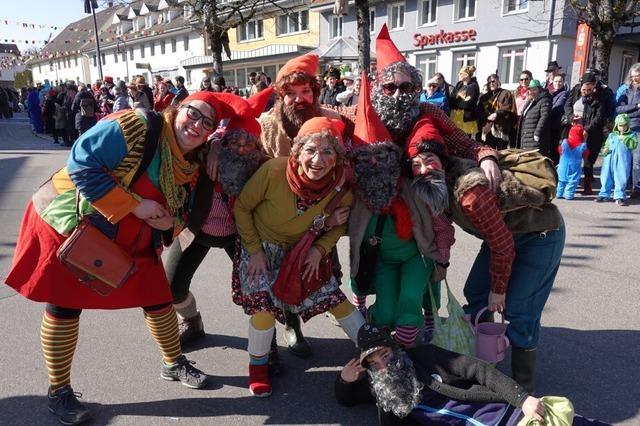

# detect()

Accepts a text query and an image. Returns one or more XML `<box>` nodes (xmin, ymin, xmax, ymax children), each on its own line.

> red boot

<box><xmin>249</xmin><ymin>364</ymin><xmax>272</xmax><ymax>398</ymax></box>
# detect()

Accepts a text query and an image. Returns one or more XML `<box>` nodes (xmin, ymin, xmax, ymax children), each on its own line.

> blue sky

<box><xmin>0</xmin><ymin>0</ymin><xmax>111</xmax><ymax>53</ymax></box>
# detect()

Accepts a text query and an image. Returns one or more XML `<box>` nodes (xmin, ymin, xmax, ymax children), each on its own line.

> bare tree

<box><xmin>569</xmin><ymin>0</ymin><xmax>640</xmax><ymax>83</ymax></box>
<box><xmin>354</xmin><ymin>0</ymin><xmax>371</xmax><ymax>73</ymax></box>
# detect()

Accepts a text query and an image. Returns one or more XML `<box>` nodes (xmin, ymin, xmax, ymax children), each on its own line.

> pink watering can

<box><xmin>471</xmin><ymin>307</ymin><xmax>510</xmax><ymax>363</ymax></box>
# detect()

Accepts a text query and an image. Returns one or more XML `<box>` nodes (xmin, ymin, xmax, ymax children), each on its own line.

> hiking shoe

<box><xmin>616</xmin><ymin>199</ymin><xmax>628</xmax><ymax>207</ymax></box>
<box><xmin>161</xmin><ymin>355</ymin><xmax>208</xmax><ymax>389</ymax></box>
<box><xmin>178</xmin><ymin>312</ymin><xmax>205</xmax><ymax>347</ymax></box>
<box><xmin>47</xmin><ymin>385</ymin><xmax>92</xmax><ymax>426</ymax></box>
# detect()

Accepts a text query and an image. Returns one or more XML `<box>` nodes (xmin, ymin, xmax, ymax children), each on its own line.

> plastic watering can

<box><xmin>471</xmin><ymin>307</ymin><xmax>510</xmax><ymax>363</ymax></box>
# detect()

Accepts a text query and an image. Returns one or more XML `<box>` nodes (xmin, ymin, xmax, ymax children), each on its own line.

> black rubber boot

<box><xmin>268</xmin><ymin>334</ymin><xmax>283</xmax><ymax>376</ymax></box>
<box><xmin>283</xmin><ymin>311</ymin><xmax>312</xmax><ymax>358</ymax></box>
<box><xmin>511</xmin><ymin>347</ymin><xmax>537</xmax><ymax>393</ymax></box>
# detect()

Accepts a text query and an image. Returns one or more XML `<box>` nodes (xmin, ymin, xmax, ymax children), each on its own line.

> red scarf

<box><xmin>381</xmin><ymin>196</ymin><xmax>413</xmax><ymax>240</ymax></box>
<box><xmin>286</xmin><ymin>157</ymin><xmax>345</xmax><ymax>202</ymax></box>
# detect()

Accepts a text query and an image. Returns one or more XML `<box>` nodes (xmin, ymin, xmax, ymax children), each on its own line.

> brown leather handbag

<box><xmin>56</xmin><ymin>191</ymin><xmax>138</xmax><ymax>296</ymax></box>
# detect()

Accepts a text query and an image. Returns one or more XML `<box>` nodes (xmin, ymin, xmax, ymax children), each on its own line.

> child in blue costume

<box><xmin>556</xmin><ymin>124</ymin><xmax>589</xmax><ymax>200</ymax></box>
<box><xmin>597</xmin><ymin>114</ymin><xmax>638</xmax><ymax>206</ymax></box>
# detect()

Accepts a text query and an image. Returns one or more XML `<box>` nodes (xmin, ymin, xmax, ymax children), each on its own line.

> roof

<box><xmin>309</xmin><ymin>36</ymin><xmax>375</xmax><ymax>61</ymax></box>
<box><xmin>0</xmin><ymin>43</ymin><xmax>20</xmax><ymax>56</ymax></box>
<box><xmin>181</xmin><ymin>44</ymin><xmax>315</xmax><ymax>68</ymax></box>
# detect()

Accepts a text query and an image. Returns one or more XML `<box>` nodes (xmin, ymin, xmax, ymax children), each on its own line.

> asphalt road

<box><xmin>0</xmin><ymin>114</ymin><xmax>638</xmax><ymax>425</ymax></box>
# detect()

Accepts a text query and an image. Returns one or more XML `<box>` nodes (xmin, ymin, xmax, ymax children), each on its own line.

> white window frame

<box><xmin>620</xmin><ymin>51</ymin><xmax>635</xmax><ymax>85</ymax></box>
<box><xmin>417</xmin><ymin>0</ymin><xmax>437</xmax><ymax>27</ymax></box>
<box><xmin>183</xmin><ymin>4</ymin><xmax>193</xmax><ymax>19</ymax></box>
<box><xmin>329</xmin><ymin>15</ymin><xmax>343</xmax><ymax>39</ymax></box>
<box><xmin>277</xmin><ymin>10</ymin><xmax>310</xmax><ymax>36</ymax></box>
<box><xmin>369</xmin><ymin>7</ymin><xmax>376</xmax><ymax>34</ymax></box>
<box><xmin>454</xmin><ymin>0</ymin><xmax>476</xmax><ymax>22</ymax></box>
<box><xmin>237</xmin><ymin>19</ymin><xmax>264</xmax><ymax>42</ymax></box>
<box><xmin>145</xmin><ymin>15</ymin><xmax>153</xmax><ymax>29</ymax></box>
<box><xmin>387</xmin><ymin>2</ymin><xmax>406</xmax><ymax>31</ymax></box>
<box><xmin>452</xmin><ymin>50</ymin><xmax>477</xmax><ymax>77</ymax></box>
<box><xmin>498</xmin><ymin>46</ymin><xmax>526</xmax><ymax>85</ymax></box>
<box><xmin>502</xmin><ymin>0</ymin><xmax>528</xmax><ymax>15</ymax></box>
<box><xmin>416</xmin><ymin>53</ymin><xmax>438</xmax><ymax>83</ymax></box>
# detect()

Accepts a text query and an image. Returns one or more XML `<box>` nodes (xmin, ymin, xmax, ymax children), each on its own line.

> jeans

<box><xmin>463</xmin><ymin>220</ymin><xmax>565</xmax><ymax>348</ymax></box>
<box><xmin>632</xmin><ymin>132</ymin><xmax>640</xmax><ymax>192</ymax></box>
<box><xmin>164</xmin><ymin>232</ymin><xmax>236</xmax><ymax>304</ymax></box>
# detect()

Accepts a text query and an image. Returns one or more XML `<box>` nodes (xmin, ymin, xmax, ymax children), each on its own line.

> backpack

<box><xmin>498</xmin><ymin>149</ymin><xmax>558</xmax><ymax>202</ymax></box>
<box><xmin>80</xmin><ymin>97</ymin><xmax>94</xmax><ymax>117</ymax></box>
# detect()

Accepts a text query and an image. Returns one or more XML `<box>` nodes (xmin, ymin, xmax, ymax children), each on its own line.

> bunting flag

<box><xmin>1</xmin><ymin>18</ymin><xmax>60</xmax><ymax>30</ymax></box>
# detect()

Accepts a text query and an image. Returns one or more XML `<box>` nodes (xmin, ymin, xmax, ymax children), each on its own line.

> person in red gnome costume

<box><xmin>166</xmin><ymin>88</ymin><xmax>273</xmax><ymax>349</ymax></box>
<box><xmin>335</xmin><ymin>25</ymin><xmax>502</xmax><ymax>191</ymax></box>
<box><xmin>348</xmin><ymin>72</ymin><xmax>454</xmax><ymax>348</ymax></box>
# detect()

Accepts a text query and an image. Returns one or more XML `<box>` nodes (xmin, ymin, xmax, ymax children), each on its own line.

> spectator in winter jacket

<box><xmin>557</xmin><ymin>124</ymin><xmax>589</xmax><ymax>200</ymax></box>
<box><xmin>433</xmin><ymin>72</ymin><xmax>454</xmax><ymax>109</ymax></box>
<box><xmin>564</xmin><ymin>72</ymin><xmax>607</xmax><ymax>195</ymax></box>
<box><xmin>128</xmin><ymin>82</ymin><xmax>152</xmax><ymax>110</ymax></box>
<box><xmin>172</xmin><ymin>76</ymin><xmax>189</xmax><ymax>106</ymax></box>
<box><xmin>135</xmin><ymin>76</ymin><xmax>154</xmax><ymax>110</ymax></box>
<box><xmin>42</xmin><ymin>89</ymin><xmax>58</xmax><ymax>137</ymax></box>
<box><xmin>71</xmin><ymin>84</ymin><xmax>98</xmax><ymax>135</ymax></box>
<box><xmin>450</xmin><ymin>65</ymin><xmax>479</xmax><ymax>137</ymax></box>
<box><xmin>112</xmin><ymin>86</ymin><xmax>130</xmax><ymax>112</ymax></box>
<box><xmin>154</xmin><ymin>80</ymin><xmax>175</xmax><ymax>112</ymax></box>
<box><xmin>63</xmin><ymin>84</ymin><xmax>78</xmax><ymax>144</ymax></box>
<box><xmin>615</xmin><ymin>62</ymin><xmax>640</xmax><ymax>197</ymax></box>
<box><xmin>476</xmin><ymin>74</ymin><xmax>516</xmax><ymax>150</ymax></box>
<box><xmin>549</xmin><ymin>74</ymin><xmax>569</xmax><ymax>164</ymax></box>
<box><xmin>97</xmin><ymin>85</ymin><xmax>114</xmax><ymax>118</ymax></box>
<box><xmin>419</xmin><ymin>76</ymin><xmax>449</xmax><ymax>114</ymax></box>
<box><xmin>516</xmin><ymin>79</ymin><xmax>551</xmax><ymax>156</ymax></box>
<box><xmin>597</xmin><ymin>113</ymin><xmax>638</xmax><ymax>205</ymax></box>
<box><xmin>319</xmin><ymin>75</ymin><xmax>344</xmax><ymax>106</ymax></box>
<box><xmin>336</xmin><ymin>74</ymin><xmax>359</xmax><ymax>106</ymax></box>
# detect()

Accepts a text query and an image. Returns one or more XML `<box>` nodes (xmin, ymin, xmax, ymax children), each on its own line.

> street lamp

<box><xmin>117</xmin><ymin>38</ymin><xmax>130</xmax><ymax>82</ymax></box>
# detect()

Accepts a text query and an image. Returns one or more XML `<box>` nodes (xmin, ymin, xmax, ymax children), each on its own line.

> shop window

<box><xmin>388</xmin><ymin>2</ymin><xmax>405</xmax><ymax>30</ymax></box>
<box><xmin>370</xmin><ymin>8</ymin><xmax>376</xmax><ymax>33</ymax></box>
<box><xmin>277</xmin><ymin>10</ymin><xmax>309</xmax><ymax>35</ymax></box>
<box><xmin>498</xmin><ymin>46</ymin><xmax>525</xmax><ymax>84</ymax></box>
<box><xmin>503</xmin><ymin>0</ymin><xmax>528</xmax><ymax>14</ymax></box>
<box><xmin>417</xmin><ymin>54</ymin><xmax>437</xmax><ymax>82</ymax></box>
<box><xmin>452</xmin><ymin>51</ymin><xmax>476</xmax><ymax>76</ymax></box>
<box><xmin>455</xmin><ymin>0</ymin><xmax>475</xmax><ymax>21</ymax></box>
<box><xmin>330</xmin><ymin>16</ymin><xmax>343</xmax><ymax>39</ymax></box>
<box><xmin>418</xmin><ymin>0</ymin><xmax>437</xmax><ymax>26</ymax></box>
<box><xmin>237</xmin><ymin>69</ymin><xmax>247</xmax><ymax>89</ymax></box>
<box><xmin>264</xmin><ymin>65</ymin><xmax>277</xmax><ymax>82</ymax></box>
<box><xmin>223</xmin><ymin>70</ymin><xmax>235</xmax><ymax>87</ymax></box>
<box><xmin>238</xmin><ymin>19</ymin><xmax>264</xmax><ymax>42</ymax></box>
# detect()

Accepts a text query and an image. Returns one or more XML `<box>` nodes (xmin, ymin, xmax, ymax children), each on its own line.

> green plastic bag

<box><xmin>517</xmin><ymin>396</ymin><xmax>574</xmax><ymax>426</ymax></box>
<box><xmin>428</xmin><ymin>278</ymin><xmax>475</xmax><ymax>357</ymax></box>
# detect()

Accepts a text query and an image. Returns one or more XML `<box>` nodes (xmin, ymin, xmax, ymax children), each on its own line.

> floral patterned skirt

<box><xmin>231</xmin><ymin>241</ymin><xmax>346</xmax><ymax>324</ymax></box>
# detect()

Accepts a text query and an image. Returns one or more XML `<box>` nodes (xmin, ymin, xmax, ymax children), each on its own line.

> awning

<box><xmin>308</xmin><ymin>36</ymin><xmax>376</xmax><ymax>61</ymax></box>
<box><xmin>181</xmin><ymin>44</ymin><xmax>315</xmax><ymax>68</ymax></box>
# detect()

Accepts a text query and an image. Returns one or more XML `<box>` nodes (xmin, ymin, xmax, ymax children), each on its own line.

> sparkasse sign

<box><xmin>413</xmin><ymin>29</ymin><xmax>477</xmax><ymax>48</ymax></box>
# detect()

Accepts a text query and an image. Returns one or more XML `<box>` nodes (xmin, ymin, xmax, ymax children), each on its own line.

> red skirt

<box><xmin>4</xmin><ymin>175</ymin><xmax>173</xmax><ymax>309</ymax></box>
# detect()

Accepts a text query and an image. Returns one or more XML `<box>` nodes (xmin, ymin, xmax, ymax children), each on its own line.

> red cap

<box><xmin>353</xmin><ymin>71</ymin><xmax>392</xmax><ymax>147</ymax></box>
<box><xmin>104</xmin><ymin>75</ymin><xmax>113</xmax><ymax>83</ymax></box>
<box><xmin>226</xmin><ymin>87</ymin><xmax>274</xmax><ymax>138</ymax></box>
<box><xmin>406</xmin><ymin>116</ymin><xmax>446</xmax><ymax>159</ymax></box>
<box><xmin>297</xmin><ymin>116</ymin><xmax>345</xmax><ymax>144</ymax></box>
<box><xmin>180</xmin><ymin>92</ymin><xmax>250</xmax><ymax>122</ymax></box>
<box><xmin>276</xmin><ymin>54</ymin><xmax>319</xmax><ymax>83</ymax></box>
<box><xmin>376</xmin><ymin>24</ymin><xmax>405</xmax><ymax>72</ymax></box>
<box><xmin>567</xmin><ymin>124</ymin><xmax>584</xmax><ymax>148</ymax></box>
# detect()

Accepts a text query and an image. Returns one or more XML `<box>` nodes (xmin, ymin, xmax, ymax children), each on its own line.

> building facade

<box><xmin>0</xmin><ymin>44</ymin><xmax>25</xmax><ymax>87</ymax></box>
<box><xmin>312</xmin><ymin>0</ymin><xmax>640</xmax><ymax>90</ymax></box>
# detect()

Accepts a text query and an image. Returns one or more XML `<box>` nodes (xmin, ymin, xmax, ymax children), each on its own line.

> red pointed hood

<box><xmin>353</xmin><ymin>71</ymin><xmax>392</xmax><ymax>147</ymax></box>
<box><xmin>376</xmin><ymin>24</ymin><xmax>405</xmax><ymax>71</ymax></box>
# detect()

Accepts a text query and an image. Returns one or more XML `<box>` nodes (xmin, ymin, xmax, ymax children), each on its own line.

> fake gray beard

<box><xmin>353</xmin><ymin>148</ymin><xmax>401</xmax><ymax>213</ymax></box>
<box><xmin>372</xmin><ymin>89</ymin><xmax>421</xmax><ymax>143</ymax></box>
<box><xmin>368</xmin><ymin>349</ymin><xmax>424</xmax><ymax>419</ymax></box>
<box><xmin>411</xmin><ymin>169</ymin><xmax>450</xmax><ymax>216</ymax></box>
<box><xmin>217</xmin><ymin>147</ymin><xmax>261</xmax><ymax>197</ymax></box>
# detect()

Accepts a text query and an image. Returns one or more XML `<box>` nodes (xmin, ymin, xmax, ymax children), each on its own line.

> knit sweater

<box><xmin>234</xmin><ymin>157</ymin><xmax>353</xmax><ymax>255</ymax></box>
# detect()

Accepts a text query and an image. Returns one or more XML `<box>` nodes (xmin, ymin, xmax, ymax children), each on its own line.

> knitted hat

<box><xmin>226</xmin><ymin>87</ymin><xmax>274</xmax><ymax>138</ymax></box>
<box><xmin>353</xmin><ymin>71</ymin><xmax>392</xmax><ymax>147</ymax></box>
<box><xmin>357</xmin><ymin>324</ymin><xmax>396</xmax><ymax>367</ymax></box>
<box><xmin>276</xmin><ymin>53</ymin><xmax>319</xmax><ymax>83</ymax></box>
<box><xmin>104</xmin><ymin>75</ymin><xmax>114</xmax><ymax>83</ymax></box>
<box><xmin>615</xmin><ymin>113</ymin><xmax>630</xmax><ymax>128</ymax></box>
<box><xmin>528</xmin><ymin>79</ymin><xmax>543</xmax><ymax>89</ymax></box>
<box><xmin>180</xmin><ymin>92</ymin><xmax>250</xmax><ymax>123</ymax></box>
<box><xmin>567</xmin><ymin>124</ymin><xmax>584</xmax><ymax>147</ymax></box>
<box><xmin>297</xmin><ymin>116</ymin><xmax>345</xmax><ymax>143</ymax></box>
<box><xmin>376</xmin><ymin>24</ymin><xmax>405</xmax><ymax>72</ymax></box>
<box><xmin>406</xmin><ymin>116</ymin><xmax>447</xmax><ymax>159</ymax></box>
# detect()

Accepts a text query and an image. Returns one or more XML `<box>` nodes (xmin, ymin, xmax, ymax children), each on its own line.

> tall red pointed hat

<box><xmin>353</xmin><ymin>71</ymin><xmax>392</xmax><ymax>147</ymax></box>
<box><xmin>226</xmin><ymin>87</ymin><xmax>274</xmax><ymax>138</ymax></box>
<box><xmin>376</xmin><ymin>24</ymin><xmax>406</xmax><ymax>71</ymax></box>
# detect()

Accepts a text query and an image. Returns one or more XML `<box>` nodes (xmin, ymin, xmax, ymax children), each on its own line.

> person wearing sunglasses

<box><xmin>477</xmin><ymin>74</ymin><xmax>517</xmax><ymax>150</ymax></box>
<box><xmin>419</xmin><ymin>76</ymin><xmax>449</xmax><ymax>114</ymax></box>
<box><xmin>4</xmin><ymin>91</ymin><xmax>246</xmax><ymax>425</ymax></box>
<box><xmin>514</xmin><ymin>70</ymin><xmax>533</xmax><ymax>117</ymax></box>
<box><xmin>450</xmin><ymin>65</ymin><xmax>480</xmax><ymax>138</ymax></box>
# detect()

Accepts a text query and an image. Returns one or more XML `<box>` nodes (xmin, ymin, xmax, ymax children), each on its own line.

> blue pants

<box><xmin>630</xmin><ymin>133</ymin><xmax>640</xmax><ymax>192</ymax></box>
<box><xmin>463</xmin><ymin>222</ymin><xmax>565</xmax><ymax>349</ymax></box>
<box><xmin>599</xmin><ymin>147</ymin><xmax>633</xmax><ymax>200</ymax></box>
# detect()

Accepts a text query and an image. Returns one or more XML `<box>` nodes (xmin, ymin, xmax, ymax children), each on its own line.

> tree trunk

<box><xmin>593</xmin><ymin>29</ymin><xmax>615</xmax><ymax>84</ymax></box>
<box><xmin>211</xmin><ymin>28</ymin><xmax>223</xmax><ymax>78</ymax></box>
<box><xmin>355</xmin><ymin>0</ymin><xmax>370</xmax><ymax>74</ymax></box>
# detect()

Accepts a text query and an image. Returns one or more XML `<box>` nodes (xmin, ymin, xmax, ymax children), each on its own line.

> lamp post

<box><xmin>117</xmin><ymin>38</ymin><xmax>130</xmax><ymax>82</ymax></box>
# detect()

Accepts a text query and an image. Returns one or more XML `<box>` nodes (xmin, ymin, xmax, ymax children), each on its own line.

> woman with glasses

<box><xmin>450</xmin><ymin>65</ymin><xmax>480</xmax><ymax>138</ymax></box>
<box><xmin>233</xmin><ymin>117</ymin><xmax>365</xmax><ymax>398</ymax></box>
<box><xmin>477</xmin><ymin>74</ymin><xmax>517</xmax><ymax>150</ymax></box>
<box><xmin>514</xmin><ymin>70</ymin><xmax>533</xmax><ymax>117</ymax></box>
<box><xmin>4</xmin><ymin>91</ymin><xmax>245</xmax><ymax>425</ymax></box>
<box><xmin>165</xmin><ymin>89</ymin><xmax>273</xmax><ymax>347</ymax></box>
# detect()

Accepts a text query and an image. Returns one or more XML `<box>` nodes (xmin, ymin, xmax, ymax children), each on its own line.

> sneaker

<box><xmin>616</xmin><ymin>199</ymin><xmax>629</xmax><ymax>206</ymax></box>
<box><xmin>47</xmin><ymin>385</ymin><xmax>92</xmax><ymax>426</ymax></box>
<box><xmin>161</xmin><ymin>355</ymin><xmax>208</xmax><ymax>389</ymax></box>
<box><xmin>178</xmin><ymin>312</ymin><xmax>205</xmax><ymax>347</ymax></box>
<box><xmin>249</xmin><ymin>364</ymin><xmax>272</xmax><ymax>398</ymax></box>
<box><xmin>595</xmin><ymin>197</ymin><xmax>606</xmax><ymax>202</ymax></box>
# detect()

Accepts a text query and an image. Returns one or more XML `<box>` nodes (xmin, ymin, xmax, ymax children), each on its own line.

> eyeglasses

<box><xmin>302</xmin><ymin>146</ymin><xmax>336</xmax><ymax>158</ymax></box>
<box><xmin>181</xmin><ymin>105</ymin><xmax>216</xmax><ymax>131</ymax></box>
<box><xmin>382</xmin><ymin>82</ymin><xmax>415</xmax><ymax>96</ymax></box>
<box><xmin>427</xmin><ymin>84</ymin><xmax>438</xmax><ymax>88</ymax></box>
<box><xmin>488</xmin><ymin>80</ymin><xmax>498</xmax><ymax>84</ymax></box>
